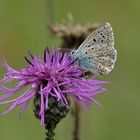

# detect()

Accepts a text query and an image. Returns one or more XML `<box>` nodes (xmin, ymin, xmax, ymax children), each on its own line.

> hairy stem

<box><xmin>45</xmin><ymin>125</ymin><xmax>55</xmax><ymax>140</ymax></box>
<box><xmin>73</xmin><ymin>102</ymin><xmax>80</xmax><ymax>140</ymax></box>
<box><xmin>46</xmin><ymin>0</ymin><xmax>54</xmax><ymax>25</ymax></box>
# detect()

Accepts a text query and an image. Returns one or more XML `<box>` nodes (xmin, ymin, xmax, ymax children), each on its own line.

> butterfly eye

<box><xmin>98</xmin><ymin>65</ymin><xmax>101</xmax><ymax>69</ymax></box>
<box><xmin>98</xmin><ymin>31</ymin><xmax>100</xmax><ymax>33</ymax></box>
<box><xmin>101</xmin><ymin>40</ymin><xmax>104</xmax><ymax>42</ymax></box>
<box><xmin>88</xmin><ymin>57</ymin><xmax>91</xmax><ymax>59</ymax></box>
<box><xmin>85</xmin><ymin>52</ymin><xmax>87</xmax><ymax>54</ymax></box>
<box><xmin>98</xmin><ymin>49</ymin><xmax>101</xmax><ymax>51</ymax></box>
<box><xmin>102</xmin><ymin>35</ymin><xmax>105</xmax><ymax>38</ymax></box>
<box><xmin>91</xmin><ymin>48</ymin><xmax>94</xmax><ymax>50</ymax></box>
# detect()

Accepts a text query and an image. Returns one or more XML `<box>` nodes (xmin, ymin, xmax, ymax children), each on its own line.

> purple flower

<box><xmin>0</xmin><ymin>48</ymin><xmax>108</xmax><ymax>125</ymax></box>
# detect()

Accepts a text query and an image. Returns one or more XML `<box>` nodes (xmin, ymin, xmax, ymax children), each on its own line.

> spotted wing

<box><xmin>77</xmin><ymin>22</ymin><xmax>117</xmax><ymax>75</ymax></box>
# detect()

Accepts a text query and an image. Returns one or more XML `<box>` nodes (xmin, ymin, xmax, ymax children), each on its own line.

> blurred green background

<box><xmin>0</xmin><ymin>0</ymin><xmax>139</xmax><ymax>140</ymax></box>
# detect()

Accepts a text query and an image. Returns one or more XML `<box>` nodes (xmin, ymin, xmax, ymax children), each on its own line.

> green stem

<box><xmin>45</xmin><ymin>125</ymin><xmax>55</xmax><ymax>140</ymax></box>
<box><xmin>73</xmin><ymin>102</ymin><xmax>80</xmax><ymax>140</ymax></box>
<box><xmin>46</xmin><ymin>0</ymin><xmax>55</xmax><ymax>25</ymax></box>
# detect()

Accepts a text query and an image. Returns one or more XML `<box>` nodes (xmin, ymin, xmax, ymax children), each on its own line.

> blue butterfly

<box><xmin>71</xmin><ymin>23</ymin><xmax>117</xmax><ymax>76</ymax></box>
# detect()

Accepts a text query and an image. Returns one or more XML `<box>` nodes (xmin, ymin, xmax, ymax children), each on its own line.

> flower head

<box><xmin>0</xmin><ymin>48</ymin><xmax>108</xmax><ymax>125</ymax></box>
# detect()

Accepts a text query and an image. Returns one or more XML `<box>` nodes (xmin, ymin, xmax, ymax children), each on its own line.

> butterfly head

<box><xmin>71</xmin><ymin>49</ymin><xmax>76</xmax><ymax>54</ymax></box>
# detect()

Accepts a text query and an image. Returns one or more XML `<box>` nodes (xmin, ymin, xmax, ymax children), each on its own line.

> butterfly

<box><xmin>71</xmin><ymin>22</ymin><xmax>117</xmax><ymax>76</ymax></box>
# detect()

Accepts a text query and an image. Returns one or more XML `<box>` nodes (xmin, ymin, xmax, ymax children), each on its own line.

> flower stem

<box><xmin>46</xmin><ymin>0</ymin><xmax>55</xmax><ymax>25</ymax></box>
<box><xmin>73</xmin><ymin>102</ymin><xmax>80</xmax><ymax>140</ymax></box>
<box><xmin>45</xmin><ymin>124</ymin><xmax>55</xmax><ymax>140</ymax></box>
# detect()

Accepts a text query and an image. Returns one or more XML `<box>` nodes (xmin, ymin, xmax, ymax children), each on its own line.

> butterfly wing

<box><xmin>76</xmin><ymin>22</ymin><xmax>117</xmax><ymax>75</ymax></box>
